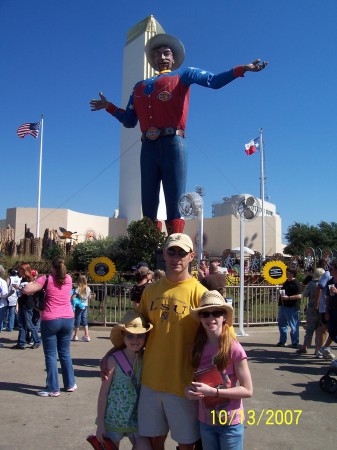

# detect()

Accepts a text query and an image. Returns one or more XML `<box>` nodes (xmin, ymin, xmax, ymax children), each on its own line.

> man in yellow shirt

<box><xmin>138</xmin><ymin>233</ymin><xmax>207</xmax><ymax>450</ymax></box>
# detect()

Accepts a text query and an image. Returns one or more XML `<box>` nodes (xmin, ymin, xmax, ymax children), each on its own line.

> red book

<box><xmin>194</xmin><ymin>365</ymin><xmax>227</xmax><ymax>408</ymax></box>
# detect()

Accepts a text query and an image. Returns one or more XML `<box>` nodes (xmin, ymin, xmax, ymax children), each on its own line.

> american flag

<box><xmin>17</xmin><ymin>122</ymin><xmax>40</xmax><ymax>139</ymax></box>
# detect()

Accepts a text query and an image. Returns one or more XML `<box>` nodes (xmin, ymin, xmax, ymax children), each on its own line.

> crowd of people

<box><xmin>276</xmin><ymin>258</ymin><xmax>337</xmax><ymax>362</ymax></box>
<box><xmin>0</xmin><ymin>260</ymin><xmax>94</xmax><ymax>398</ymax></box>
<box><xmin>1</xmin><ymin>241</ymin><xmax>337</xmax><ymax>450</ymax></box>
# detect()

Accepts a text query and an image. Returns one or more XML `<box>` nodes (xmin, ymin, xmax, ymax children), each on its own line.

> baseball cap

<box><xmin>164</xmin><ymin>233</ymin><xmax>193</xmax><ymax>252</ymax></box>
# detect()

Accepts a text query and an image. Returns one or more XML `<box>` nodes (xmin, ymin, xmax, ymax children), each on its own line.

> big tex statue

<box><xmin>91</xmin><ymin>33</ymin><xmax>267</xmax><ymax>235</ymax></box>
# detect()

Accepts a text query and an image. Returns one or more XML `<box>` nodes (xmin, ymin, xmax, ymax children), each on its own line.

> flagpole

<box><xmin>36</xmin><ymin>114</ymin><xmax>44</xmax><ymax>238</ymax></box>
<box><xmin>260</xmin><ymin>128</ymin><xmax>266</xmax><ymax>260</ymax></box>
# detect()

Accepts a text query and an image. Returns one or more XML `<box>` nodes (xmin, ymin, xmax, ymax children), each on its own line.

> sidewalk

<box><xmin>0</xmin><ymin>326</ymin><xmax>336</xmax><ymax>450</ymax></box>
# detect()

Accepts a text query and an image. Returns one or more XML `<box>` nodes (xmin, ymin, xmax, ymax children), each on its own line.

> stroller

<box><xmin>319</xmin><ymin>360</ymin><xmax>337</xmax><ymax>393</ymax></box>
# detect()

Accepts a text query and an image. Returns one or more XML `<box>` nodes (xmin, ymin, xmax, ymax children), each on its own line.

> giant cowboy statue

<box><xmin>90</xmin><ymin>33</ymin><xmax>268</xmax><ymax>235</ymax></box>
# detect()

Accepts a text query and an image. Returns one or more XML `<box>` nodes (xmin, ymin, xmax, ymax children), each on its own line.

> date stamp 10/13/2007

<box><xmin>211</xmin><ymin>409</ymin><xmax>303</xmax><ymax>426</ymax></box>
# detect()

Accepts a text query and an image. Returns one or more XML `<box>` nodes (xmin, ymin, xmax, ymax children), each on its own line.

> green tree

<box><xmin>126</xmin><ymin>217</ymin><xmax>166</xmax><ymax>269</ymax></box>
<box><xmin>316</xmin><ymin>221</ymin><xmax>337</xmax><ymax>249</ymax></box>
<box><xmin>43</xmin><ymin>245</ymin><xmax>63</xmax><ymax>260</ymax></box>
<box><xmin>71</xmin><ymin>218</ymin><xmax>165</xmax><ymax>272</ymax></box>
<box><xmin>284</xmin><ymin>221</ymin><xmax>337</xmax><ymax>255</ymax></box>
<box><xmin>106</xmin><ymin>235</ymin><xmax>132</xmax><ymax>271</ymax></box>
<box><xmin>72</xmin><ymin>237</ymin><xmax>116</xmax><ymax>270</ymax></box>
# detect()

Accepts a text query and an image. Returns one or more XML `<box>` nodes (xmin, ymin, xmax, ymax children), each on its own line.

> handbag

<box><xmin>194</xmin><ymin>365</ymin><xmax>227</xmax><ymax>408</ymax></box>
<box><xmin>33</xmin><ymin>275</ymin><xmax>49</xmax><ymax>311</ymax></box>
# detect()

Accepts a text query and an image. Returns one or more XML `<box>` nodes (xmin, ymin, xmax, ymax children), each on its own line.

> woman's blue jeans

<box><xmin>0</xmin><ymin>306</ymin><xmax>7</xmax><ymax>334</ymax></box>
<box><xmin>200</xmin><ymin>422</ymin><xmax>244</xmax><ymax>450</ymax></box>
<box><xmin>41</xmin><ymin>318</ymin><xmax>75</xmax><ymax>392</ymax></box>
<box><xmin>140</xmin><ymin>135</ymin><xmax>187</xmax><ymax>221</ymax></box>
<box><xmin>17</xmin><ymin>306</ymin><xmax>41</xmax><ymax>346</ymax></box>
<box><xmin>6</xmin><ymin>305</ymin><xmax>16</xmax><ymax>331</ymax></box>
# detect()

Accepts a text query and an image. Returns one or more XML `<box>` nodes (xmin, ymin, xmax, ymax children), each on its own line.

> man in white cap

<box><xmin>137</xmin><ymin>233</ymin><xmax>207</xmax><ymax>450</ymax></box>
<box><xmin>91</xmin><ymin>33</ymin><xmax>268</xmax><ymax>235</ymax></box>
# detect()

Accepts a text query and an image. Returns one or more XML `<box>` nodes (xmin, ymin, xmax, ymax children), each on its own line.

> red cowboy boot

<box><xmin>165</xmin><ymin>218</ymin><xmax>185</xmax><ymax>235</ymax></box>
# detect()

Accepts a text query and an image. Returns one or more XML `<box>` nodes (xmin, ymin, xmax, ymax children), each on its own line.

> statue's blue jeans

<box><xmin>140</xmin><ymin>135</ymin><xmax>186</xmax><ymax>221</ymax></box>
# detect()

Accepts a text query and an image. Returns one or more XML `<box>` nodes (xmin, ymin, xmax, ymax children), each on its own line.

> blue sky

<box><xmin>1</xmin><ymin>0</ymin><xmax>336</xmax><ymax>244</ymax></box>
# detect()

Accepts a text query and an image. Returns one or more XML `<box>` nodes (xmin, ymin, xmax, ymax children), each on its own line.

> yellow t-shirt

<box><xmin>138</xmin><ymin>276</ymin><xmax>207</xmax><ymax>397</ymax></box>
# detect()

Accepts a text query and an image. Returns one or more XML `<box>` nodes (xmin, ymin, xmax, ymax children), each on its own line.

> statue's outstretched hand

<box><xmin>244</xmin><ymin>59</ymin><xmax>268</xmax><ymax>72</ymax></box>
<box><xmin>90</xmin><ymin>91</ymin><xmax>109</xmax><ymax>111</ymax></box>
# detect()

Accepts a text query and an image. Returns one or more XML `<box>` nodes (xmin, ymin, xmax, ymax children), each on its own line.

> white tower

<box><xmin>118</xmin><ymin>16</ymin><xmax>166</xmax><ymax>223</ymax></box>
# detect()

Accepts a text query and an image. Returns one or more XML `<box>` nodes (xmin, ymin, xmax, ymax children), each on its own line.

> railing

<box><xmin>87</xmin><ymin>284</ymin><xmax>308</xmax><ymax>327</ymax></box>
<box><xmin>87</xmin><ymin>284</ymin><xmax>134</xmax><ymax>326</ymax></box>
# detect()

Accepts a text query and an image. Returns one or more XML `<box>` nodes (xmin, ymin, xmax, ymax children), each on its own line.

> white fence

<box><xmin>87</xmin><ymin>284</ymin><xmax>307</xmax><ymax>327</ymax></box>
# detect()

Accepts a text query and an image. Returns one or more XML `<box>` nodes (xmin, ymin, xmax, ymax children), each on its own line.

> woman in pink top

<box><xmin>23</xmin><ymin>257</ymin><xmax>76</xmax><ymax>397</ymax></box>
<box><xmin>185</xmin><ymin>291</ymin><xmax>253</xmax><ymax>450</ymax></box>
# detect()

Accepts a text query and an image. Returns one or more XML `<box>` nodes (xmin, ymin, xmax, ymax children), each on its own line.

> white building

<box><xmin>5</xmin><ymin>207</ymin><xmax>126</xmax><ymax>244</ymax></box>
<box><xmin>183</xmin><ymin>194</ymin><xmax>282</xmax><ymax>257</ymax></box>
<box><xmin>212</xmin><ymin>194</ymin><xmax>278</xmax><ymax>219</ymax></box>
<box><xmin>2</xmin><ymin>193</ymin><xmax>283</xmax><ymax>256</ymax></box>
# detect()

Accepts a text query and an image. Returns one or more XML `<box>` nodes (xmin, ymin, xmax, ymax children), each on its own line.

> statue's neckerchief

<box><xmin>154</xmin><ymin>69</ymin><xmax>172</xmax><ymax>75</ymax></box>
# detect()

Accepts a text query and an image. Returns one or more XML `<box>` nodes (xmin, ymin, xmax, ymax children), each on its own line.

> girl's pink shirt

<box><xmin>36</xmin><ymin>274</ymin><xmax>74</xmax><ymax>321</ymax></box>
<box><xmin>197</xmin><ymin>339</ymin><xmax>247</xmax><ymax>426</ymax></box>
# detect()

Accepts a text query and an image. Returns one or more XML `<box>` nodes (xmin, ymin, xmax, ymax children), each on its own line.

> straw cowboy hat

<box><xmin>110</xmin><ymin>310</ymin><xmax>153</xmax><ymax>348</ymax></box>
<box><xmin>190</xmin><ymin>290</ymin><xmax>234</xmax><ymax>327</ymax></box>
<box><xmin>145</xmin><ymin>33</ymin><xmax>185</xmax><ymax>70</ymax></box>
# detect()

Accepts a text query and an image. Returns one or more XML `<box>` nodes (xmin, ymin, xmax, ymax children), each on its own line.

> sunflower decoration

<box><xmin>88</xmin><ymin>257</ymin><xmax>116</xmax><ymax>283</ymax></box>
<box><xmin>262</xmin><ymin>260</ymin><xmax>287</xmax><ymax>285</ymax></box>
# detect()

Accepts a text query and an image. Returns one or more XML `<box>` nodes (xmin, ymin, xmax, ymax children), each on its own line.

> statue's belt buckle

<box><xmin>145</xmin><ymin>127</ymin><xmax>161</xmax><ymax>140</ymax></box>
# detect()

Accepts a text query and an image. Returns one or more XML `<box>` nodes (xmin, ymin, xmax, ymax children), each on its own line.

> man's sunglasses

<box><xmin>199</xmin><ymin>310</ymin><xmax>224</xmax><ymax>319</ymax></box>
<box><xmin>166</xmin><ymin>248</ymin><xmax>190</xmax><ymax>258</ymax></box>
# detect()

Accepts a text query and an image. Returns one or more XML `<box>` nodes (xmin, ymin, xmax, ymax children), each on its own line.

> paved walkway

<box><xmin>0</xmin><ymin>326</ymin><xmax>336</xmax><ymax>450</ymax></box>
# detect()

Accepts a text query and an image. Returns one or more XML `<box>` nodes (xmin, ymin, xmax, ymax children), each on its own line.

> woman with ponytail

<box><xmin>185</xmin><ymin>291</ymin><xmax>253</xmax><ymax>450</ymax></box>
<box><xmin>23</xmin><ymin>256</ymin><xmax>76</xmax><ymax>397</ymax></box>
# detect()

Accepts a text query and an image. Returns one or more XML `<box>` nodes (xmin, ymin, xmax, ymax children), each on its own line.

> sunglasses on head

<box><xmin>199</xmin><ymin>310</ymin><xmax>224</xmax><ymax>319</ymax></box>
<box><xmin>166</xmin><ymin>248</ymin><xmax>189</xmax><ymax>258</ymax></box>
<box><xmin>125</xmin><ymin>333</ymin><xmax>146</xmax><ymax>339</ymax></box>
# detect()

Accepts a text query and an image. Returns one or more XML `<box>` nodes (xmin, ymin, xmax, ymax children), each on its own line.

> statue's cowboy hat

<box><xmin>110</xmin><ymin>310</ymin><xmax>153</xmax><ymax>348</ymax></box>
<box><xmin>190</xmin><ymin>290</ymin><xmax>234</xmax><ymax>326</ymax></box>
<box><xmin>145</xmin><ymin>33</ymin><xmax>185</xmax><ymax>70</ymax></box>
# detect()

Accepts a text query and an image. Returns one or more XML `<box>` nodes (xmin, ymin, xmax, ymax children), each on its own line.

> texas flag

<box><xmin>245</xmin><ymin>137</ymin><xmax>260</xmax><ymax>155</ymax></box>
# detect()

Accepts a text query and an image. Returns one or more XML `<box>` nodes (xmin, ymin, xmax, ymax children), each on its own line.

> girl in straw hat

<box><xmin>185</xmin><ymin>291</ymin><xmax>253</xmax><ymax>450</ymax></box>
<box><xmin>92</xmin><ymin>310</ymin><xmax>152</xmax><ymax>450</ymax></box>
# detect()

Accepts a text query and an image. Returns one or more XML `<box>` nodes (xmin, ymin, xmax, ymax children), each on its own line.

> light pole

<box><xmin>195</xmin><ymin>186</ymin><xmax>204</xmax><ymax>266</ymax></box>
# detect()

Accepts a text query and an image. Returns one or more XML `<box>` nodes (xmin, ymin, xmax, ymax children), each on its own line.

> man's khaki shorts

<box><xmin>138</xmin><ymin>385</ymin><xmax>200</xmax><ymax>444</ymax></box>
